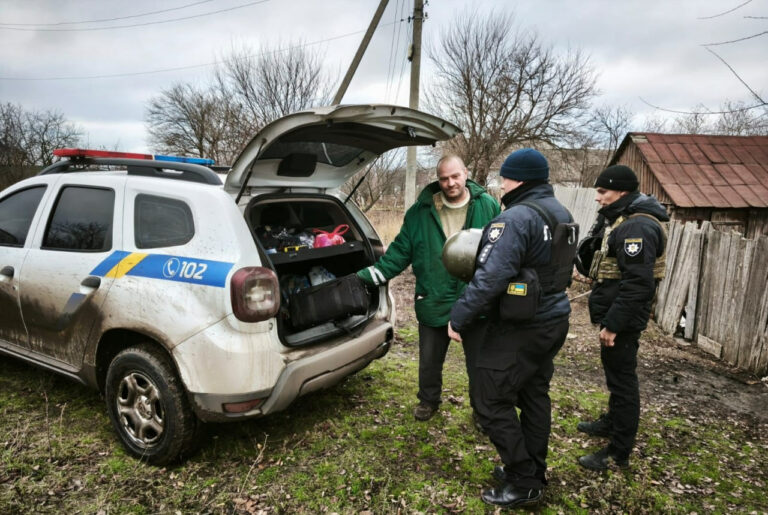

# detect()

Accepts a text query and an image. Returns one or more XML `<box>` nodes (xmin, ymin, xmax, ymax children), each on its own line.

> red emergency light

<box><xmin>53</xmin><ymin>148</ymin><xmax>153</xmax><ymax>160</ymax></box>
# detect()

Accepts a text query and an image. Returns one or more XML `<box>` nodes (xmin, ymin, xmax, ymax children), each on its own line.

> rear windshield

<box><xmin>259</xmin><ymin>141</ymin><xmax>363</xmax><ymax>167</ymax></box>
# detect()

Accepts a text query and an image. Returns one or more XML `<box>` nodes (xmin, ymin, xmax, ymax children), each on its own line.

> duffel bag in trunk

<box><xmin>289</xmin><ymin>274</ymin><xmax>369</xmax><ymax>330</ymax></box>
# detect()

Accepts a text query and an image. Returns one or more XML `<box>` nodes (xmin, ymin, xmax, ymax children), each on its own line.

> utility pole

<box><xmin>403</xmin><ymin>0</ymin><xmax>424</xmax><ymax>211</ymax></box>
<box><xmin>333</xmin><ymin>0</ymin><xmax>390</xmax><ymax>105</ymax></box>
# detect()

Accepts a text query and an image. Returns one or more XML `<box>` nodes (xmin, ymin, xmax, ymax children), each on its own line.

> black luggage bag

<box><xmin>289</xmin><ymin>274</ymin><xmax>369</xmax><ymax>330</ymax></box>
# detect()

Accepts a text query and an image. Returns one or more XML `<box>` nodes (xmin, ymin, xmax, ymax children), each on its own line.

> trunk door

<box><xmin>224</xmin><ymin>104</ymin><xmax>461</xmax><ymax>193</ymax></box>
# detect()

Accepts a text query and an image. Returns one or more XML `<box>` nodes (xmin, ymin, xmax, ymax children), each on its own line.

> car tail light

<box><xmin>230</xmin><ymin>267</ymin><xmax>280</xmax><ymax>322</ymax></box>
<box><xmin>223</xmin><ymin>397</ymin><xmax>265</xmax><ymax>413</ymax></box>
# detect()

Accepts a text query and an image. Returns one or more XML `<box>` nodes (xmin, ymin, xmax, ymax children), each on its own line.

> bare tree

<box><xmin>670</xmin><ymin>104</ymin><xmax>713</xmax><ymax>134</ymax></box>
<box><xmin>663</xmin><ymin>100</ymin><xmax>768</xmax><ymax>136</ymax></box>
<box><xmin>713</xmin><ymin>100</ymin><xmax>768</xmax><ymax>135</ymax></box>
<box><xmin>425</xmin><ymin>10</ymin><xmax>597</xmax><ymax>185</ymax></box>
<box><xmin>214</xmin><ymin>43</ymin><xmax>334</xmax><ymax>131</ymax></box>
<box><xmin>341</xmin><ymin>150</ymin><xmax>404</xmax><ymax>212</ymax></box>
<box><xmin>642</xmin><ymin>115</ymin><xmax>669</xmax><ymax>133</ymax></box>
<box><xmin>1</xmin><ymin>103</ymin><xmax>81</xmax><ymax>188</ymax></box>
<box><xmin>146</xmin><ymin>43</ymin><xmax>334</xmax><ymax>165</ymax></box>
<box><xmin>146</xmin><ymin>83</ymin><xmax>232</xmax><ymax>164</ymax></box>
<box><xmin>557</xmin><ymin>104</ymin><xmax>636</xmax><ymax>186</ymax></box>
<box><xmin>588</xmin><ymin>105</ymin><xmax>634</xmax><ymax>165</ymax></box>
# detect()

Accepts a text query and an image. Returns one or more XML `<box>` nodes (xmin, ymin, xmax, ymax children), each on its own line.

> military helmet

<box><xmin>575</xmin><ymin>235</ymin><xmax>600</xmax><ymax>277</ymax></box>
<box><xmin>442</xmin><ymin>228</ymin><xmax>483</xmax><ymax>282</ymax></box>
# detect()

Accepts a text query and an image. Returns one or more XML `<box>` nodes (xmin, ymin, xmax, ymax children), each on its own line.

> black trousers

<box><xmin>472</xmin><ymin>317</ymin><xmax>569</xmax><ymax>489</ymax></box>
<box><xmin>417</xmin><ymin>322</ymin><xmax>481</xmax><ymax>409</ymax></box>
<box><xmin>600</xmin><ymin>330</ymin><xmax>641</xmax><ymax>459</ymax></box>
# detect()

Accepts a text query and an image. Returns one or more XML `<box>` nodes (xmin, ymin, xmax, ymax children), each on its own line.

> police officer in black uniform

<box><xmin>576</xmin><ymin>165</ymin><xmax>669</xmax><ymax>471</ymax></box>
<box><xmin>448</xmin><ymin>148</ymin><xmax>575</xmax><ymax>508</ymax></box>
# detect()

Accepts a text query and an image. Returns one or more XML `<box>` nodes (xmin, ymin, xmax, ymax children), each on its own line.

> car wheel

<box><xmin>105</xmin><ymin>344</ymin><xmax>200</xmax><ymax>464</ymax></box>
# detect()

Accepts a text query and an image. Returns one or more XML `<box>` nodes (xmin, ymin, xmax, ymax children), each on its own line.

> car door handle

<box><xmin>80</xmin><ymin>276</ymin><xmax>101</xmax><ymax>290</ymax></box>
<box><xmin>0</xmin><ymin>266</ymin><xmax>13</xmax><ymax>279</ymax></box>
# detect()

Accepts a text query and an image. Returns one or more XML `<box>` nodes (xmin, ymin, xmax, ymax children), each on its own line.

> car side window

<box><xmin>43</xmin><ymin>186</ymin><xmax>115</xmax><ymax>252</ymax></box>
<box><xmin>0</xmin><ymin>186</ymin><xmax>47</xmax><ymax>247</ymax></box>
<box><xmin>134</xmin><ymin>194</ymin><xmax>194</xmax><ymax>249</ymax></box>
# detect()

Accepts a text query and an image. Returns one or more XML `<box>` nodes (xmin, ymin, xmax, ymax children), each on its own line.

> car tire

<box><xmin>105</xmin><ymin>343</ymin><xmax>200</xmax><ymax>464</ymax></box>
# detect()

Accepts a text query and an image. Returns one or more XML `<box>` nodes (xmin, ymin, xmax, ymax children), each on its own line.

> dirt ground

<box><xmin>389</xmin><ymin>270</ymin><xmax>768</xmax><ymax>426</ymax></box>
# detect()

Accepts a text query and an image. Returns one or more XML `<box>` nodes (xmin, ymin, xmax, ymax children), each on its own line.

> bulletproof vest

<box><xmin>588</xmin><ymin>213</ymin><xmax>668</xmax><ymax>281</ymax></box>
<box><xmin>518</xmin><ymin>201</ymin><xmax>579</xmax><ymax>294</ymax></box>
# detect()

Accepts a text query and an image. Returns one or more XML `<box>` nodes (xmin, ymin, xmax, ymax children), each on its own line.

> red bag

<box><xmin>313</xmin><ymin>224</ymin><xmax>348</xmax><ymax>247</ymax></box>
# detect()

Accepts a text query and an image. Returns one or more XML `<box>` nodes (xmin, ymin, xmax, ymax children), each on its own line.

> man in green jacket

<box><xmin>357</xmin><ymin>155</ymin><xmax>500</xmax><ymax>421</ymax></box>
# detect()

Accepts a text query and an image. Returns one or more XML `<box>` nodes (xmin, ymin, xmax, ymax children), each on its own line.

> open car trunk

<box><xmin>226</xmin><ymin>105</ymin><xmax>460</xmax><ymax>347</ymax></box>
<box><xmin>245</xmin><ymin>194</ymin><xmax>380</xmax><ymax>347</ymax></box>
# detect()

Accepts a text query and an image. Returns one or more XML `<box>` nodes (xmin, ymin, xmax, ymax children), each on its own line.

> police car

<box><xmin>0</xmin><ymin>104</ymin><xmax>461</xmax><ymax>463</ymax></box>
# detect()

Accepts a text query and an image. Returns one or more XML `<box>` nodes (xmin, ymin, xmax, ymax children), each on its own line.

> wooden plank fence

<box><xmin>655</xmin><ymin>221</ymin><xmax>768</xmax><ymax>375</ymax></box>
<box><xmin>553</xmin><ymin>186</ymin><xmax>768</xmax><ymax>376</ymax></box>
<box><xmin>553</xmin><ymin>185</ymin><xmax>599</xmax><ymax>237</ymax></box>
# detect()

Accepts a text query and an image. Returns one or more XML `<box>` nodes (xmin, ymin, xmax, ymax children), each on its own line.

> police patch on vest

<box><xmin>488</xmin><ymin>223</ymin><xmax>505</xmax><ymax>243</ymax></box>
<box><xmin>624</xmin><ymin>238</ymin><xmax>643</xmax><ymax>257</ymax></box>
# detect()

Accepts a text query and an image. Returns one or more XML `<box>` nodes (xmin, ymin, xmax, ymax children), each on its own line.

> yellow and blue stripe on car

<box><xmin>90</xmin><ymin>251</ymin><xmax>234</xmax><ymax>287</ymax></box>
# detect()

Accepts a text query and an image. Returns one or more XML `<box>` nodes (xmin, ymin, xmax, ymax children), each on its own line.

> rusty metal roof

<box><xmin>620</xmin><ymin>133</ymin><xmax>768</xmax><ymax>209</ymax></box>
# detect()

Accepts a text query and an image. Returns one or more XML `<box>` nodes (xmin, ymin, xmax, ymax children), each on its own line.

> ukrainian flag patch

<box><xmin>507</xmin><ymin>282</ymin><xmax>527</xmax><ymax>296</ymax></box>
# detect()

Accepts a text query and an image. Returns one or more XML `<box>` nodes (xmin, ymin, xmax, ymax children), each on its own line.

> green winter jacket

<box><xmin>358</xmin><ymin>180</ymin><xmax>500</xmax><ymax>327</ymax></box>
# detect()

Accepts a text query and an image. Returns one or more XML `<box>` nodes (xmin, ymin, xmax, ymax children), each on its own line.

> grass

<box><xmin>365</xmin><ymin>208</ymin><xmax>404</xmax><ymax>245</ymax></box>
<box><xmin>2</xmin><ymin>326</ymin><xmax>767</xmax><ymax>514</ymax></box>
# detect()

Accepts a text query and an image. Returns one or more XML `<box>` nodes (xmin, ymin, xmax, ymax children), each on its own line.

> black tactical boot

<box><xmin>577</xmin><ymin>413</ymin><xmax>611</xmax><ymax>437</ymax></box>
<box><xmin>492</xmin><ymin>465</ymin><xmax>506</xmax><ymax>482</ymax></box>
<box><xmin>413</xmin><ymin>401</ymin><xmax>438</xmax><ymax>421</ymax></box>
<box><xmin>578</xmin><ymin>446</ymin><xmax>629</xmax><ymax>471</ymax></box>
<box><xmin>481</xmin><ymin>483</ymin><xmax>542</xmax><ymax>508</ymax></box>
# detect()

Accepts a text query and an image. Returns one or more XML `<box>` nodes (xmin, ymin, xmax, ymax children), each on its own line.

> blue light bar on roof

<box><xmin>153</xmin><ymin>154</ymin><xmax>215</xmax><ymax>165</ymax></box>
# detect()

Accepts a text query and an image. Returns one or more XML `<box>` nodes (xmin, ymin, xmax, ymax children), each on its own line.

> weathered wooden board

<box><xmin>697</xmin><ymin>334</ymin><xmax>723</xmax><ymax>358</ymax></box>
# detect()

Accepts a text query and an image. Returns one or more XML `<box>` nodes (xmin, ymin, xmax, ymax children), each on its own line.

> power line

<box><xmin>384</xmin><ymin>0</ymin><xmax>403</xmax><ymax>102</ymax></box>
<box><xmin>697</xmin><ymin>0</ymin><xmax>753</xmax><ymax>20</ymax></box>
<box><xmin>702</xmin><ymin>29</ymin><xmax>768</xmax><ymax>46</ymax></box>
<box><xmin>0</xmin><ymin>0</ymin><xmax>270</xmax><ymax>32</ymax></box>
<box><xmin>0</xmin><ymin>22</ymin><xmax>401</xmax><ymax>81</ymax></box>
<box><xmin>639</xmin><ymin>97</ymin><xmax>766</xmax><ymax>115</ymax></box>
<box><xmin>0</xmin><ymin>0</ymin><xmax>214</xmax><ymax>27</ymax></box>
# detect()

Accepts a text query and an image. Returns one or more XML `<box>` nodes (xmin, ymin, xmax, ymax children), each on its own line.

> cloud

<box><xmin>1</xmin><ymin>0</ymin><xmax>764</xmax><ymax>153</ymax></box>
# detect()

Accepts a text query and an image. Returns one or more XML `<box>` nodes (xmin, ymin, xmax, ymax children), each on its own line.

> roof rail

<box><xmin>39</xmin><ymin>157</ymin><xmax>223</xmax><ymax>186</ymax></box>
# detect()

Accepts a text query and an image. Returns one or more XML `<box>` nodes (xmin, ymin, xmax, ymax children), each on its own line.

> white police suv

<box><xmin>0</xmin><ymin>104</ymin><xmax>461</xmax><ymax>463</ymax></box>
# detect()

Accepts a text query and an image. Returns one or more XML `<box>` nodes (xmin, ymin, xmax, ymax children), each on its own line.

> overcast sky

<box><xmin>1</xmin><ymin>0</ymin><xmax>765</xmax><ymax>155</ymax></box>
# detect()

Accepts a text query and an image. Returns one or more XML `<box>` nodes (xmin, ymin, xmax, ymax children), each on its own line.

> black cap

<box><xmin>594</xmin><ymin>165</ymin><xmax>639</xmax><ymax>192</ymax></box>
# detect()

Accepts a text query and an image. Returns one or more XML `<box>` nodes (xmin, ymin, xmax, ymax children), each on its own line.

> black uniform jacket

<box><xmin>450</xmin><ymin>182</ymin><xmax>572</xmax><ymax>335</ymax></box>
<box><xmin>588</xmin><ymin>192</ymin><xmax>669</xmax><ymax>333</ymax></box>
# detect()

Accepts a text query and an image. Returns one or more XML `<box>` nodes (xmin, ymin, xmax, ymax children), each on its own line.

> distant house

<box><xmin>610</xmin><ymin>133</ymin><xmax>768</xmax><ymax>239</ymax></box>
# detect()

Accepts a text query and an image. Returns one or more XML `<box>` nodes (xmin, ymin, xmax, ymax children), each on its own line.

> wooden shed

<box><xmin>610</xmin><ymin>133</ymin><xmax>768</xmax><ymax>239</ymax></box>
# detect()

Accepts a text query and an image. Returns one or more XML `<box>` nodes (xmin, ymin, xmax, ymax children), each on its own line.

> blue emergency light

<box><xmin>153</xmin><ymin>154</ymin><xmax>215</xmax><ymax>165</ymax></box>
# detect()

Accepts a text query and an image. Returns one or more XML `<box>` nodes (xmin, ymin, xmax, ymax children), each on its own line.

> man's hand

<box><xmin>599</xmin><ymin>327</ymin><xmax>617</xmax><ymax>347</ymax></box>
<box><xmin>448</xmin><ymin>322</ymin><xmax>462</xmax><ymax>342</ymax></box>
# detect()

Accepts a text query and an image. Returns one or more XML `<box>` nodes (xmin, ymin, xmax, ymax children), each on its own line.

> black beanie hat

<box><xmin>594</xmin><ymin>165</ymin><xmax>639</xmax><ymax>191</ymax></box>
<box><xmin>499</xmin><ymin>148</ymin><xmax>549</xmax><ymax>181</ymax></box>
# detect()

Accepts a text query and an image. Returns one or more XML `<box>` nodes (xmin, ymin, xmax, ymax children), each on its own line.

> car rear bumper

<box><xmin>187</xmin><ymin>320</ymin><xmax>393</xmax><ymax>422</ymax></box>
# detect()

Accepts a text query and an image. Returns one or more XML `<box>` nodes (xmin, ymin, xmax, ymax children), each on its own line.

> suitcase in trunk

<box><xmin>289</xmin><ymin>274</ymin><xmax>369</xmax><ymax>330</ymax></box>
